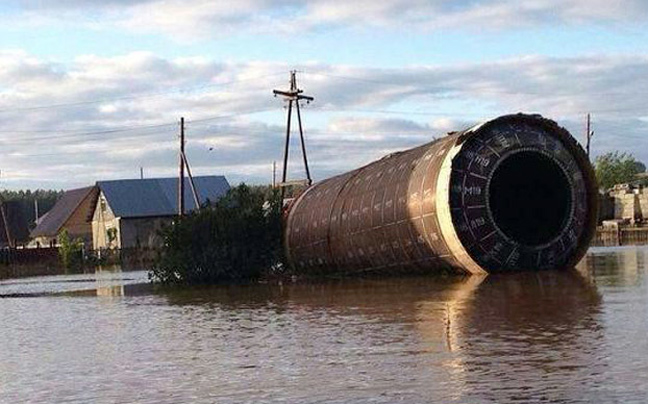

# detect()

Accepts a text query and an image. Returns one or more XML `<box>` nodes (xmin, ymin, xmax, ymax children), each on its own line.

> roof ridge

<box><xmin>97</xmin><ymin>175</ymin><xmax>223</xmax><ymax>184</ymax></box>
<box><xmin>30</xmin><ymin>186</ymin><xmax>97</xmax><ymax>237</ymax></box>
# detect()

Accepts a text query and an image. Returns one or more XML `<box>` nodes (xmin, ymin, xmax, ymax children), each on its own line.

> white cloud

<box><xmin>0</xmin><ymin>50</ymin><xmax>647</xmax><ymax>189</ymax></box>
<box><xmin>9</xmin><ymin>0</ymin><xmax>648</xmax><ymax>40</ymax></box>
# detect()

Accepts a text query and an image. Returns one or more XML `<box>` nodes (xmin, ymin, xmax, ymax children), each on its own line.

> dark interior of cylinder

<box><xmin>488</xmin><ymin>151</ymin><xmax>572</xmax><ymax>247</ymax></box>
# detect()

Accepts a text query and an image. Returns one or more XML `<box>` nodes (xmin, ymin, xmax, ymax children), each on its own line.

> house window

<box><xmin>106</xmin><ymin>228</ymin><xmax>117</xmax><ymax>244</ymax></box>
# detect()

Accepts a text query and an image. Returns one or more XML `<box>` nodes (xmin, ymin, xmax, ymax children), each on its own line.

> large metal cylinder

<box><xmin>284</xmin><ymin>114</ymin><xmax>598</xmax><ymax>275</ymax></box>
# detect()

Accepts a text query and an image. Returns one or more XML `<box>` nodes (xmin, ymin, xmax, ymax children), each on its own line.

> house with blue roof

<box><xmin>92</xmin><ymin>176</ymin><xmax>230</xmax><ymax>250</ymax></box>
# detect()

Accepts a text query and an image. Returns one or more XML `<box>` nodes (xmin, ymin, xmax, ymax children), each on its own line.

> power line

<box><xmin>0</xmin><ymin>107</ymin><xmax>273</xmax><ymax>144</ymax></box>
<box><xmin>0</xmin><ymin>130</ymin><xmax>437</xmax><ymax>159</ymax></box>
<box><xmin>5</xmin><ymin>115</ymin><xmax>646</xmax><ymax>159</ymax></box>
<box><xmin>315</xmin><ymin>104</ymin><xmax>648</xmax><ymax>116</ymax></box>
<box><xmin>1</xmin><ymin>102</ymin><xmax>644</xmax><ymax>146</ymax></box>
<box><xmin>1</xmin><ymin>109</ymin><xmax>274</xmax><ymax>156</ymax></box>
<box><xmin>0</xmin><ymin>106</ymin><xmax>467</xmax><ymax>137</ymax></box>
<box><xmin>4</xmin><ymin>105</ymin><xmax>644</xmax><ymax>148</ymax></box>
<box><xmin>0</xmin><ymin>121</ymin><xmax>179</xmax><ymax>144</ymax></box>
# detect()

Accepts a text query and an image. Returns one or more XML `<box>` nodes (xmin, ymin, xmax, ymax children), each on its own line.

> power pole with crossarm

<box><xmin>273</xmin><ymin>71</ymin><xmax>314</xmax><ymax>199</ymax></box>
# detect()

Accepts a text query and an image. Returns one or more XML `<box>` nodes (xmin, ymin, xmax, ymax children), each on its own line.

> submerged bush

<box><xmin>58</xmin><ymin>229</ymin><xmax>83</xmax><ymax>270</ymax></box>
<box><xmin>150</xmin><ymin>184</ymin><xmax>284</xmax><ymax>285</ymax></box>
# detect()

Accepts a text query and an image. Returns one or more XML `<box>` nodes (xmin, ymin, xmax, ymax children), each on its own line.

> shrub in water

<box><xmin>150</xmin><ymin>184</ymin><xmax>284</xmax><ymax>284</ymax></box>
<box><xmin>58</xmin><ymin>229</ymin><xmax>83</xmax><ymax>270</ymax></box>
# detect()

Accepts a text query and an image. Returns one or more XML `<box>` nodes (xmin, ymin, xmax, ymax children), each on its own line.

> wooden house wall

<box><xmin>92</xmin><ymin>191</ymin><xmax>121</xmax><ymax>250</ymax></box>
<box><xmin>61</xmin><ymin>190</ymin><xmax>95</xmax><ymax>245</ymax></box>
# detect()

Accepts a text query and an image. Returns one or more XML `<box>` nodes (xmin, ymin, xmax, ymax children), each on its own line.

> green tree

<box><xmin>594</xmin><ymin>152</ymin><xmax>645</xmax><ymax>190</ymax></box>
<box><xmin>150</xmin><ymin>184</ymin><xmax>284</xmax><ymax>285</ymax></box>
<box><xmin>0</xmin><ymin>189</ymin><xmax>64</xmax><ymax>231</ymax></box>
<box><xmin>58</xmin><ymin>229</ymin><xmax>83</xmax><ymax>269</ymax></box>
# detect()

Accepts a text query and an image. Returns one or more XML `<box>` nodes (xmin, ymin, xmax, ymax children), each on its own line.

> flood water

<box><xmin>1</xmin><ymin>247</ymin><xmax>647</xmax><ymax>403</ymax></box>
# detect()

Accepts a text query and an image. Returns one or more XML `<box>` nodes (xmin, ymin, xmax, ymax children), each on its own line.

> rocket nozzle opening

<box><xmin>488</xmin><ymin>150</ymin><xmax>572</xmax><ymax>247</ymax></box>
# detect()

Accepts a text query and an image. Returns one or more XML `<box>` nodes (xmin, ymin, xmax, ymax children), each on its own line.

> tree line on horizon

<box><xmin>0</xmin><ymin>190</ymin><xmax>64</xmax><ymax>240</ymax></box>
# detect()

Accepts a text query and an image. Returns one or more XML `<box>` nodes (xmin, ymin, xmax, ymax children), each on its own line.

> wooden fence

<box><xmin>0</xmin><ymin>247</ymin><xmax>64</xmax><ymax>279</ymax></box>
<box><xmin>0</xmin><ymin>247</ymin><xmax>60</xmax><ymax>266</ymax></box>
<box><xmin>594</xmin><ymin>227</ymin><xmax>648</xmax><ymax>247</ymax></box>
<box><xmin>0</xmin><ymin>246</ymin><xmax>157</xmax><ymax>280</ymax></box>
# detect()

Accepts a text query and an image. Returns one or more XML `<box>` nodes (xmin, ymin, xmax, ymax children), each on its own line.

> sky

<box><xmin>0</xmin><ymin>0</ymin><xmax>647</xmax><ymax>189</ymax></box>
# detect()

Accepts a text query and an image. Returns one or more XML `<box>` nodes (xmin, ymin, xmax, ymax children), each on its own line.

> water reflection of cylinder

<box><xmin>413</xmin><ymin>270</ymin><xmax>603</xmax><ymax>403</ymax></box>
<box><xmin>447</xmin><ymin>271</ymin><xmax>603</xmax><ymax>402</ymax></box>
<box><xmin>284</xmin><ymin>114</ymin><xmax>598</xmax><ymax>274</ymax></box>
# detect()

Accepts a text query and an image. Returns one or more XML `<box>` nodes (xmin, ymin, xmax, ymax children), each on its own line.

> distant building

<box><xmin>29</xmin><ymin>187</ymin><xmax>98</xmax><ymax>247</ymax></box>
<box><xmin>599</xmin><ymin>183</ymin><xmax>648</xmax><ymax>226</ymax></box>
<box><xmin>92</xmin><ymin>176</ymin><xmax>230</xmax><ymax>250</ymax></box>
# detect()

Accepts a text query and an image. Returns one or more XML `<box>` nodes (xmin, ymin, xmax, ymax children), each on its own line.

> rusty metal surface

<box><xmin>284</xmin><ymin>114</ymin><xmax>598</xmax><ymax>275</ymax></box>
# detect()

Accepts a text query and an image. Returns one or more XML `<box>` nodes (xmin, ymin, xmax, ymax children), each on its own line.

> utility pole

<box><xmin>176</xmin><ymin>118</ymin><xmax>200</xmax><ymax>212</ymax></box>
<box><xmin>0</xmin><ymin>200</ymin><xmax>11</xmax><ymax>248</ymax></box>
<box><xmin>34</xmin><ymin>199</ymin><xmax>39</xmax><ymax>224</ymax></box>
<box><xmin>272</xmin><ymin>161</ymin><xmax>277</xmax><ymax>188</ymax></box>
<box><xmin>178</xmin><ymin>117</ymin><xmax>185</xmax><ymax>216</ymax></box>
<box><xmin>140</xmin><ymin>167</ymin><xmax>144</xmax><ymax>180</ymax></box>
<box><xmin>585</xmin><ymin>113</ymin><xmax>594</xmax><ymax>159</ymax></box>
<box><xmin>273</xmin><ymin>71</ymin><xmax>314</xmax><ymax>200</ymax></box>
<box><xmin>0</xmin><ymin>170</ymin><xmax>12</xmax><ymax>248</ymax></box>
<box><xmin>181</xmin><ymin>151</ymin><xmax>201</xmax><ymax>211</ymax></box>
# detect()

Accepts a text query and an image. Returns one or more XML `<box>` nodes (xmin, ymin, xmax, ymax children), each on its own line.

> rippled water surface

<box><xmin>1</xmin><ymin>247</ymin><xmax>647</xmax><ymax>403</ymax></box>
